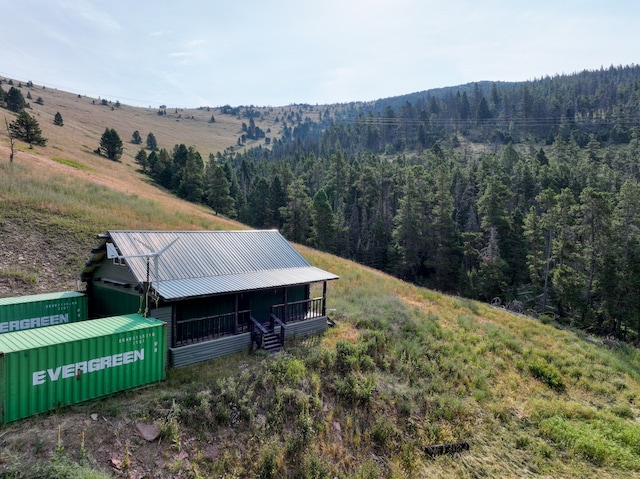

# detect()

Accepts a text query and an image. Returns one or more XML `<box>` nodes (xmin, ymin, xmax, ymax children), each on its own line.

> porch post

<box><xmin>322</xmin><ymin>281</ymin><xmax>327</xmax><ymax>316</ymax></box>
<box><xmin>284</xmin><ymin>287</ymin><xmax>288</xmax><ymax>323</ymax></box>
<box><xmin>172</xmin><ymin>307</ymin><xmax>177</xmax><ymax>348</ymax></box>
<box><xmin>234</xmin><ymin>293</ymin><xmax>239</xmax><ymax>334</ymax></box>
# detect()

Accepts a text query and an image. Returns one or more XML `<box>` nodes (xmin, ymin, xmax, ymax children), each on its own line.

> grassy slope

<box><xmin>1</xmin><ymin>82</ymin><xmax>640</xmax><ymax>478</ymax></box>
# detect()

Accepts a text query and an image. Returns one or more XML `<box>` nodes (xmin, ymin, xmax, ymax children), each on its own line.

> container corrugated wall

<box><xmin>0</xmin><ymin>292</ymin><xmax>88</xmax><ymax>334</ymax></box>
<box><xmin>0</xmin><ymin>313</ymin><xmax>166</xmax><ymax>424</ymax></box>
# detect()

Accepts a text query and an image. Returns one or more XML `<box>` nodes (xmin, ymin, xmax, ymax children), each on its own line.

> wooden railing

<box><xmin>270</xmin><ymin>297</ymin><xmax>325</xmax><ymax>324</ymax></box>
<box><xmin>175</xmin><ymin>309</ymin><xmax>250</xmax><ymax>346</ymax></box>
<box><xmin>250</xmin><ymin>315</ymin><xmax>268</xmax><ymax>349</ymax></box>
<box><xmin>174</xmin><ymin>298</ymin><xmax>326</xmax><ymax>348</ymax></box>
<box><xmin>270</xmin><ymin>313</ymin><xmax>287</xmax><ymax>345</ymax></box>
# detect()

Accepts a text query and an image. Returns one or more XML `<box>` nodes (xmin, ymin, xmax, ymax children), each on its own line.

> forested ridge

<box><xmin>137</xmin><ymin>65</ymin><xmax>640</xmax><ymax>340</ymax></box>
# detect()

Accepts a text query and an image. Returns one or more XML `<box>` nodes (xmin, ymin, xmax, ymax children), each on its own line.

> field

<box><xmin>1</xmin><ymin>81</ymin><xmax>640</xmax><ymax>478</ymax></box>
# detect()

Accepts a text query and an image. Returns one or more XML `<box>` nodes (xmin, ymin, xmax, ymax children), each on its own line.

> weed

<box><xmin>335</xmin><ymin>372</ymin><xmax>376</xmax><ymax>405</ymax></box>
<box><xmin>79</xmin><ymin>431</ymin><xmax>86</xmax><ymax>461</ymax></box>
<box><xmin>56</xmin><ymin>424</ymin><xmax>64</xmax><ymax>457</ymax></box>
<box><xmin>370</xmin><ymin>418</ymin><xmax>393</xmax><ymax>448</ymax></box>
<box><xmin>256</xmin><ymin>442</ymin><xmax>282</xmax><ymax>479</ymax></box>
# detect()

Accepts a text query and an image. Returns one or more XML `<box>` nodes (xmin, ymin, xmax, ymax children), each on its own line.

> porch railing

<box><xmin>270</xmin><ymin>297</ymin><xmax>325</xmax><ymax>324</ymax></box>
<box><xmin>175</xmin><ymin>309</ymin><xmax>250</xmax><ymax>347</ymax></box>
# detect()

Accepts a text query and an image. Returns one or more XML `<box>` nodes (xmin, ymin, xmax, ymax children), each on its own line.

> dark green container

<box><xmin>0</xmin><ymin>313</ymin><xmax>166</xmax><ymax>424</ymax></box>
<box><xmin>0</xmin><ymin>291</ymin><xmax>88</xmax><ymax>334</ymax></box>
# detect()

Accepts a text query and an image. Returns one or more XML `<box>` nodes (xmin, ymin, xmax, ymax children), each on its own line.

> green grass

<box><xmin>51</xmin><ymin>157</ymin><xmax>94</xmax><ymax>171</ymax></box>
<box><xmin>4</xmin><ymin>162</ymin><xmax>640</xmax><ymax>477</ymax></box>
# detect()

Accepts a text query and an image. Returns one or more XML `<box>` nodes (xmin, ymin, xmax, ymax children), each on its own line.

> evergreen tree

<box><xmin>268</xmin><ymin>175</ymin><xmax>287</xmax><ymax>228</ymax></box>
<box><xmin>426</xmin><ymin>163</ymin><xmax>463</xmax><ymax>290</ymax></box>
<box><xmin>311</xmin><ymin>189</ymin><xmax>336</xmax><ymax>252</ymax></box>
<box><xmin>392</xmin><ymin>166</ymin><xmax>429</xmax><ymax>281</ymax></box>
<box><xmin>135</xmin><ymin>148</ymin><xmax>148</xmax><ymax>172</ymax></box>
<box><xmin>280</xmin><ymin>178</ymin><xmax>313</xmax><ymax>244</ymax></box>
<box><xmin>5</xmin><ymin>87</ymin><xmax>26</xmax><ymax>112</ymax></box>
<box><xmin>9</xmin><ymin>111</ymin><xmax>47</xmax><ymax>146</ymax></box>
<box><xmin>132</xmin><ymin>130</ymin><xmax>142</xmax><ymax>144</ymax></box>
<box><xmin>177</xmin><ymin>146</ymin><xmax>204</xmax><ymax>202</ymax></box>
<box><xmin>53</xmin><ymin>112</ymin><xmax>63</xmax><ymax>126</ymax></box>
<box><xmin>248</xmin><ymin>177</ymin><xmax>271</xmax><ymax>227</ymax></box>
<box><xmin>205</xmin><ymin>161</ymin><xmax>234</xmax><ymax>216</ymax></box>
<box><xmin>146</xmin><ymin>132</ymin><xmax>158</xmax><ymax>151</ymax></box>
<box><xmin>98</xmin><ymin>128</ymin><xmax>123</xmax><ymax>160</ymax></box>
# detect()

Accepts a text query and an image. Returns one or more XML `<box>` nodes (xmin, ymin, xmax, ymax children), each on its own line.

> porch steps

<box><xmin>262</xmin><ymin>331</ymin><xmax>283</xmax><ymax>353</ymax></box>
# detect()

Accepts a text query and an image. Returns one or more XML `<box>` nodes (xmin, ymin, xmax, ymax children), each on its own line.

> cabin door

<box><xmin>250</xmin><ymin>288</ymin><xmax>284</xmax><ymax>324</ymax></box>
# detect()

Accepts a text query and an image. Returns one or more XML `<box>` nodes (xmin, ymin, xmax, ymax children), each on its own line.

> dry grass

<box><xmin>2</xmin><ymin>80</ymin><xmax>640</xmax><ymax>478</ymax></box>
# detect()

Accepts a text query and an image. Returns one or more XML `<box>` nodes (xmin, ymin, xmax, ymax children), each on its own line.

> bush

<box><xmin>527</xmin><ymin>358</ymin><xmax>565</xmax><ymax>392</ymax></box>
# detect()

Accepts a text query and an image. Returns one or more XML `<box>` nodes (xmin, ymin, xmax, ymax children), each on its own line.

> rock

<box><xmin>176</xmin><ymin>450</ymin><xmax>189</xmax><ymax>460</ymax></box>
<box><xmin>204</xmin><ymin>445</ymin><xmax>220</xmax><ymax>460</ymax></box>
<box><xmin>90</xmin><ymin>413</ymin><xmax>99</xmax><ymax>421</ymax></box>
<box><xmin>332</xmin><ymin>421</ymin><xmax>341</xmax><ymax>433</ymax></box>
<box><xmin>136</xmin><ymin>422</ymin><xmax>161</xmax><ymax>442</ymax></box>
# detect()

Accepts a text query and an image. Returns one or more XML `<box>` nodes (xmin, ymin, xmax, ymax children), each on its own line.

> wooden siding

<box><xmin>176</xmin><ymin>294</ymin><xmax>235</xmax><ymax>321</ymax></box>
<box><xmin>94</xmin><ymin>258</ymin><xmax>138</xmax><ymax>284</ymax></box>
<box><xmin>250</xmin><ymin>288</ymin><xmax>284</xmax><ymax>322</ymax></box>
<box><xmin>283</xmin><ymin>316</ymin><xmax>328</xmax><ymax>339</ymax></box>
<box><xmin>170</xmin><ymin>332</ymin><xmax>252</xmax><ymax>368</ymax></box>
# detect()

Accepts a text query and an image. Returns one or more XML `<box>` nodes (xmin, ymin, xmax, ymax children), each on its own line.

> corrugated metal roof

<box><xmin>0</xmin><ymin>314</ymin><xmax>162</xmax><ymax>352</ymax></box>
<box><xmin>103</xmin><ymin>230</ymin><xmax>338</xmax><ymax>299</ymax></box>
<box><xmin>0</xmin><ymin>291</ymin><xmax>84</xmax><ymax>306</ymax></box>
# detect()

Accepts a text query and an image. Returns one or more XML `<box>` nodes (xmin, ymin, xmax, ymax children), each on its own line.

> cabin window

<box><xmin>113</xmin><ymin>257</ymin><xmax>127</xmax><ymax>266</ymax></box>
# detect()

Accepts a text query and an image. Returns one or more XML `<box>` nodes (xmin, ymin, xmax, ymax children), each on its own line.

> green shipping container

<box><xmin>0</xmin><ymin>313</ymin><xmax>166</xmax><ymax>424</ymax></box>
<box><xmin>0</xmin><ymin>291</ymin><xmax>88</xmax><ymax>334</ymax></box>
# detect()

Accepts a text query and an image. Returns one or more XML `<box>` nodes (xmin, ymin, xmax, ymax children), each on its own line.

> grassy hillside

<box><xmin>1</xmin><ymin>85</ymin><xmax>640</xmax><ymax>478</ymax></box>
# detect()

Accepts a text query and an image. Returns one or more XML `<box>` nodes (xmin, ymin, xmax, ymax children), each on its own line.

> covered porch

<box><xmin>169</xmin><ymin>283</ymin><xmax>332</xmax><ymax>367</ymax></box>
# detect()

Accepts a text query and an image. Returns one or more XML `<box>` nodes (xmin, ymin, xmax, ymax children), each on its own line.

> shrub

<box><xmin>527</xmin><ymin>358</ymin><xmax>565</xmax><ymax>392</ymax></box>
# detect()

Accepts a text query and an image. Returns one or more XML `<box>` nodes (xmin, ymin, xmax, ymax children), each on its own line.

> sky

<box><xmin>1</xmin><ymin>0</ymin><xmax>639</xmax><ymax>109</ymax></box>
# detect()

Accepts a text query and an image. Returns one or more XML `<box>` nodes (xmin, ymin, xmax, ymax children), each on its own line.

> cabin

<box><xmin>81</xmin><ymin>230</ymin><xmax>338</xmax><ymax>367</ymax></box>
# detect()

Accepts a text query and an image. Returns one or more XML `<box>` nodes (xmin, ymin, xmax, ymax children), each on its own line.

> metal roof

<box><xmin>99</xmin><ymin>230</ymin><xmax>338</xmax><ymax>300</ymax></box>
<box><xmin>0</xmin><ymin>291</ymin><xmax>84</xmax><ymax>306</ymax></box>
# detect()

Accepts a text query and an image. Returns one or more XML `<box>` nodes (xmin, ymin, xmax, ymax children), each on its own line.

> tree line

<box><xmin>131</xmin><ymin>65</ymin><xmax>640</xmax><ymax>341</ymax></box>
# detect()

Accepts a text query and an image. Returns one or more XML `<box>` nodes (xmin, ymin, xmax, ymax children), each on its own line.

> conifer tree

<box><xmin>5</xmin><ymin>87</ymin><xmax>26</xmax><ymax>112</ymax></box>
<box><xmin>9</xmin><ymin>111</ymin><xmax>47</xmax><ymax>145</ymax></box>
<box><xmin>205</xmin><ymin>161</ymin><xmax>234</xmax><ymax>216</ymax></box>
<box><xmin>311</xmin><ymin>189</ymin><xmax>336</xmax><ymax>253</ymax></box>
<box><xmin>280</xmin><ymin>179</ymin><xmax>313</xmax><ymax>244</ymax></box>
<box><xmin>98</xmin><ymin>128</ymin><xmax>123</xmax><ymax>160</ymax></box>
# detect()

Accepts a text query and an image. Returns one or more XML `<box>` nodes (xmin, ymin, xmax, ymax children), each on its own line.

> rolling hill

<box><xmin>1</xmin><ymin>79</ymin><xmax>640</xmax><ymax>478</ymax></box>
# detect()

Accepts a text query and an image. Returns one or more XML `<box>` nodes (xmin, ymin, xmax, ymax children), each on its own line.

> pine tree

<box><xmin>135</xmin><ymin>148</ymin><xmax>148</xmax><ymax>172</ymax></box>
<box><xmin>280</xmin><ymin>179</ymin><xmax>313</xmax><ymax>244</ymax></box>
<box><xmin>205</xmin><ymin>162</ymin><xmax>234</xmax><ymax>216</ymax></box>
<box><xmin>177</xmin><ymin>146</ymin><xmax>204</xmax><ymax>202</ymax></box>
<box><xmin>248</xmin><ymin>177</ymin><xmax>271</xmax><ymax>227</ymax></box>
<box><xmin>9</xmin><ymin>111</ymin><xmax>47</xmax><ymax>146</ymax></box>
<box><xmin>311</xmin><ymin>189</ymin><xmax>336</xmax><ymax>252</ymax></box>
<box><xmin>5</xmin><ymin>87</ymin><xmax>26</xmax><ymax>112</ymax></box>
<box><xmin>53</xmin><ymin>112</ymin><xmax>63</xmax><ymax>126</ymax></box>
<box><xmin>392</xmin><ymin>166</ymin><xmax>429</xmax><ymax>281</ymax></box>
<box><xmin>146</xmin><ymin>132</ymin><xmax>158</xmax><ymax>151</ymax></box>
<box><xmin>98</xmin><ymin>128</ymin><xmax>123</xmax><ymax>160</ymax></box>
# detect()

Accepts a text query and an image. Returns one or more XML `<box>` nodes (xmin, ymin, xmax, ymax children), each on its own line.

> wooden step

<box><xmin>262</xmin><ymin>331</ymin><xmax>282</xmax><ymax>353</ymax></box>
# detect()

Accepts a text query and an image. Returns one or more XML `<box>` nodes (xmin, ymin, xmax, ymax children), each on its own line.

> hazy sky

<box><xmin>2</xmin><ymin>1</ymin><xmax>638</xmax><ymax>108</ymax></box>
